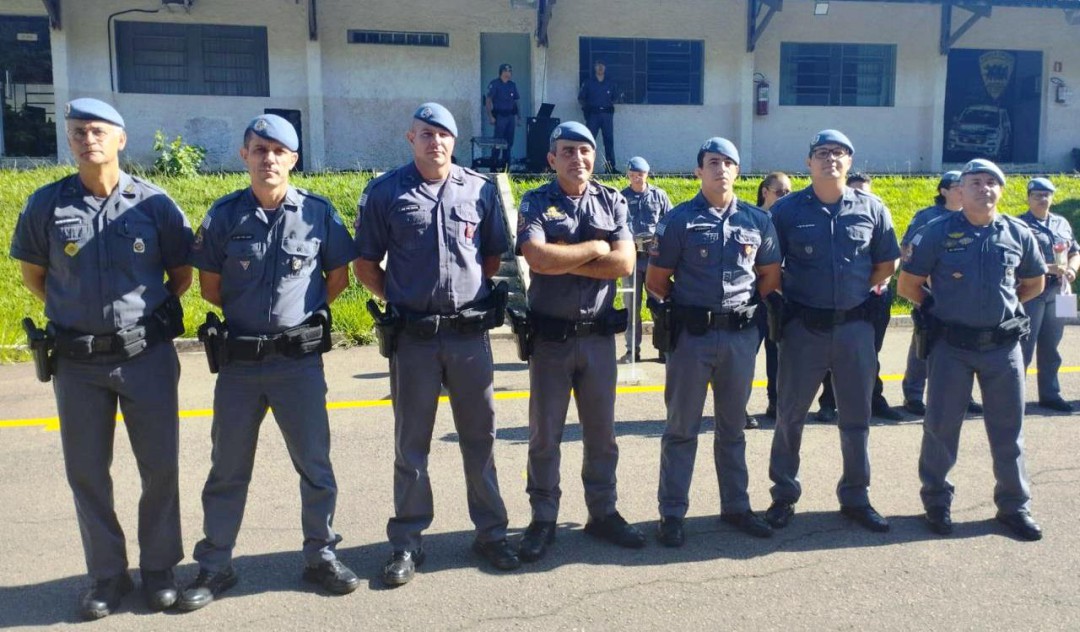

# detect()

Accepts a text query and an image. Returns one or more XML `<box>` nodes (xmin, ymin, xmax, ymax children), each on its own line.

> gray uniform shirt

<box><xmin>354</xmin><ymin>163</ymin><xmax>508</xmax><ymax>314</ymax></box>
<box><xmin>771</xmin><ymin>186</ymin><xmax>900</xmax><ymax>311</ymax></box>
<box><xmin>10</xmin><ymin>172</ymin><xmax>192</xmax><ymax>335</ymax></box>
<box><xmin>651</xmin><ymin>193</ymin><xmax>780</xmax><ymax>311</ymax></box>
<box><xmin>903</xmin><ymin>211</ymin><xmax>1046</xmax><ymax>329</ymax></box>
<box><xmin>517</xmin><ymin>180</ymin><xmax>632</xmax><ymax>320</ymax></box>
<box><xmin>902</xmin><ymin>204</ymin><xmax>951</xmax><ymax>246</ymax></box>
<box><xmin>1018</xmin><ymin>210</ymin><xmax>1079</xmax><ymax>273</ymax></box>
<box><xmin>191</xmin><ymin>186</ymin><xmax>356</xmax><ymax>336</ymax></box>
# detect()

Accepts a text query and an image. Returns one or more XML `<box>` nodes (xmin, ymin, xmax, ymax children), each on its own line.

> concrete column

<box><xmin>51</xmin><ymin>24</ymin><xmax>71</xmax><ymax>163</ymax></box>
<box><xmin>305</xmin><ymin>38</ymin><xmax>326</xmax><ymax>170</ymax></box>
<box><xmin>736</xmin><ymin>52</ymin><xmax>756</xmax><ymax>172</ymax></box>
<box><xmin>929</xmin><ymin>54</ymin><xmax>949</xmax><ymax>172</ymax></box>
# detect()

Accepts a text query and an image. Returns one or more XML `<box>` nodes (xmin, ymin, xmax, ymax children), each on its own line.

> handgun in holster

<box><xmin>911</xmin><ymin>295</ymin><xmax>935</xmax><ymax>361</ymax></box>
<box><xmin>764</xmin><ymin>291</ymin><xmax>786</xmax><ymax>343</ymax></box>
<box><xmin>366</xmin><ymin>299</ymin><xmax>402</xmax><ymax>359</ymax></box>
<box><xmin>646</xmin><ymin>297</ymin><xmax>677</xmax><ymax>353</ymax></box>
<box><xmin>506</xmin><ymin>307</ymin><xmax>533</xmax><ymax>362</ymax></box>
<box><xmin>22</xmin><ymin>317</ymin><xmax>55</xmax><ymax>383</ymax></box>
<box><xmin>197</xmin><ymin>312</ymin><xmax>225</xmax><ymax>374</ymax></box>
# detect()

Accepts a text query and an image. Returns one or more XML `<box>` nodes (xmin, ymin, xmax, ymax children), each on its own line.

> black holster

<box><xmin>647</xmin><ymin>297</ymin><xmax>677</xmax><ymax>352</ymax></box>
<box><xmin>278</xmin><ymin>308</ymin><xmax>332</xmax><ymax>357</ymax></box>
<box><xmin>764</xmin><ymin>291</ymin><xmax>786</xmax><ymax>343</ymax></box>
<box><xmin>507</xmin><ymin>307</ymin><xmax>533</xmax><ymax>361</ymax></box>
<box><xmin>151</xmin><ymin>294</ymin><xmax>186</xmax><ymax>340</ymax></box>
<box><xmin>197</xmin><ymin>312</ymin><xmax>225</xmax><ymax>374</ymax></box>
<box><xmin>911</xmin><ymin>296</ymin><xmax>936</xmax><ymax>361</ymax></box>
<box><xmin>366</xmin><ymin>299</ymin><xmax>402</xmax><ymax>359</ymax></box>
<box><xmin>23</xmin><ymin>317</ymin><xmax>55</xmax><ymax>383</ymax></box>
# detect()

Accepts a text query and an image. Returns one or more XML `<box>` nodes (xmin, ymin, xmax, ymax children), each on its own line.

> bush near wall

<box><xmin>1</xmin><ymin>168</ymin><xmax>1077</xmax><ymax>360</ymax></box>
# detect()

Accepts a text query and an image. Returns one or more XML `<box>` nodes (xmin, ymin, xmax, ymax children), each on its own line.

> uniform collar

<box><xmin>59</xmin><ymin>170</ymin><xmax>135</xmax><ymax>201</ymax></box>
<box><xmin>547</xmin><ymin>179</ymin><xmax>597</xmax><ymax>199</ymax></box>
<box><xmin>242</xmin><ymin>185</ymin><xmax>301</xmax><ymax>212</ymax></box>
<box><xmin>401</xmin><ymin>162</ymin><xmax>464</xmax><ymax>187</ymax></box>
<box><xmin>691</xmin><ymin>191</ymin><xmax>738</xmax><ymax>219</ymax></box>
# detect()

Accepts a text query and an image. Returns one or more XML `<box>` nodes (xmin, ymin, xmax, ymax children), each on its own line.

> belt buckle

<box><xmin>832</xmin><ymin>310</ymin><xmax>846</xmax><ymax>327</ymax></box>
<box><xmin>91</xmin><ymin>335</ymin><xmax>115</xmax><ymax>354</ymax></box>
<box><xmin>572</xmin><ymin>321</ymin><xmax>590</xmax><ymax>336</ymax></box>
<box><xmin>976</xmin><ymin>331</ymin><xmax>995</xmax><ymax>347</ymax></box>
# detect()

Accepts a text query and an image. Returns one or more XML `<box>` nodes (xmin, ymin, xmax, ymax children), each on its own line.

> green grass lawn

<box><xmin>2</xmin><ymin>167</ymin><xmax>1078</xmax><ymax>360</ymax></box>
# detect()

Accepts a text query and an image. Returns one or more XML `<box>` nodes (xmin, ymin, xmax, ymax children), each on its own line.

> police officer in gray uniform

<box><xmin>178</xmin><ymin>114</ymin><xmax>360</xmax><ymax>611</ymax></box>
<box><xmin>486</xmin><ymin>63</ymin><xmax>520</xmax><ymax>168</ymax></box>
<box><xmin>898</xmin><ymin>159</ymin><xmax>1046</xmax><ymax>541</ymax></box>
<box><xmin>516</xmin><ymin>121</ymin><xmax>646</xmax><ymax>561</ymax></box>
<box><xmin>766</xmin><ymin>129</ymin><xmax>900</xmax><ymax>533</ymax></box>
<box><xmin>353</xmin><ymin>103</ymin><xmax>519</xmax><ymax>586</ymax></box>
<box><xmin>1018</xmin><ymin>177</ymin><xmax>1078</xmax><ymax>413</ymax></box>
<box><xmin>900</xmin><ymin>171</ymin><xmax>984</xmax><ymax>417</ymax></box>
<box><xmin>646</xmin><ymin>138</ymin><xmax>779</xmax><ymax>547</ymax></box>
<box><xmin>10</xmin><ymin>98</ymin><xmax>192</xmax><ymax>619</ymax></box>
<box><xmin>620</xmin><ymin>155</ymin><xmax>672</xmax><ymax>363</ymax></box>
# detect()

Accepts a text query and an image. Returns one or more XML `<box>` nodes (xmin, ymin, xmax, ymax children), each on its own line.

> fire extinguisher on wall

<box><xmin>754</xmin><ymin>72</ymin><xmax>770</xmax><ymax>116</ymax></box>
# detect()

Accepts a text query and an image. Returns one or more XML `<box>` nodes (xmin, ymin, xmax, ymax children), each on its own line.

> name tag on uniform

<box><xmin>230</xmin><ymin>234</ymin><xmax>254</xmax><ymax>241</ymax></box>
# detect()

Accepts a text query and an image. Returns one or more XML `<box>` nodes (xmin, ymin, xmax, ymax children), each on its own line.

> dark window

<box><xmin>116</xmin><ymin>21</ymin><xmax>268</xmax><ymax>96</ymax></box>
<box><xmin>780</xmin><ymin>43</ymin><xmax>895</xmax><ymax>107</ymax></box>
<box><xmin>579</xmin><ymin>37</ymin><xmax>703</xmax><ymax>105</ymax></box>
<box><xmin>347</xmin><ymin>30</ymin><xmax>449</xmax><ymax>47</ymax></box>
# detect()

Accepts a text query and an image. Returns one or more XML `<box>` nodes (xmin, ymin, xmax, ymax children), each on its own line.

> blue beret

<box><xmin>809</xmin><ymin>129</ymin><xmax>854</xmax><ymax>155</ymax></box>
<box><xmin>627</xmin><ymin>156</ymin><xmax>650</xmax><ymax>173</ymax></box>
<box><xmin>698</xmin><ymin>137</ymin><xmax>740</xmax><ymax>165</ymax></box>
<box><xmin>550</xmin><ymin>121</ymin><xmax>595</xmax><ymax>148</ymax></box>
<box><xmin>64</xmin><ymin>98</ymin><xmax>125</xmax><ymax>129</ymax></box>
<box><xmin>1027</xmin><ymin>177</ymin><xmax>1056</xmax><ymax>193</ymax></box>
<box><xmin>245</xmin><ymin>114</ymin><xmax>299</xmax><ymax>151</ymax></box>
<box><xmin>413</xmin><ymin>102</ymin><xmax>457</xmax><ymax>137</ymax></box>
<box><xmin>499</xmin><ymin>63</ymin><xmax>512</xmax><ymax>73</ymax></box>
<box><xmin>938</xmin><ymin>170</ymin><xmax>962</xmax><ymax>189</ymax></box>
<box><xmin>961</xmin><ymin>158</ymin><xmax>1005</xmax><ymax>186</ymax></box>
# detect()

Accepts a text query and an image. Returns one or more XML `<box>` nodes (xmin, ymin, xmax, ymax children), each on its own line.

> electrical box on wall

<box><xmin>1051</xmin><ymin>77</ymin><xmax>1070</xmax><ymax>104</ymax></box>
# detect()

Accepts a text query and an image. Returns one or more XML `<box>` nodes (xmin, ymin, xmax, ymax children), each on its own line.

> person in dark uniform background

<box><xmin>766</xmin><ymin>130</ymin><xmax>900</xmax><ymax>534</ymax></box>
<box><xmin>485</xmin><ymin>63</ymin><xmax>520</xmax><ymax>169</ymax></box>
<box><xmin>178</xmin><ymin>114</ymin><xmax>360</xmax><ymax>611</ymax></box>
<box><xmin>898</xmin><ymin>159</ymin><xmax>1046</xmax><ymax>541</ymax></box>
<box><xmin>516</xmin><ymin>121</ymin><xmax>646</xmax><ymax>562</ymax></box>
<box><xmin>578</xmin><ymin>60</ymin><xmax>619</xmax><ymax>173</ymax></box>
<box><xmin>647</xmin><ymin>137</ymin><xmax>780</xmax><ymax>547</ymax></box>
<box><xmin>900</xmin><ymin>171</ymin><xmax>984</xmax><ymax>417</ymax></box>
<box><xmin>354</xmin><ymin>103</ymin><xmax>519</xmax><ymax>586</ymax></box>
<box><xmin>619</xmin><ymin>155</ymin><xmax>672</xmax><ymax>364</ymax></box>
<box><xmin>10</xmin><ymin>98</ymin><xmax>193</xmax><ymax>620</ymax></box>
<box><xmin>752</xmin><ymin>172</ymin><xmax>792</xmax><ymax>426</ymax></box>
<box><xmin>1018</xmin><ymin>177</ymin><xmax>1078</xmax><ymax>413</ymax></box>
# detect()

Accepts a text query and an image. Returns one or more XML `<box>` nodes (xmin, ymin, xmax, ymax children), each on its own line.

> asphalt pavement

<box><xmin>1</xmin><ymin>326</ymin><xmax>1079</xmax><ymax>630</ymax></box>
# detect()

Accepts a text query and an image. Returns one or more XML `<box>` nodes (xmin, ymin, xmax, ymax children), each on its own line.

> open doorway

<box><xmin>480</xmin><ymin>32</ymin><xmax>531</xmax><ymax>170</ymax></box>
<box><xmin>0</xmin><ymin>15</ymin><xmax>55</xmax><ymax>157</ymax></box>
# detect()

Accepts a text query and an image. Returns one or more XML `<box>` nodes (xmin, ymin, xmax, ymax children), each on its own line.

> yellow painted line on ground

<box><xmin>3</xmin><ymin>367</ymin><xmax>1079</xmax><ymax>433</ymax></box>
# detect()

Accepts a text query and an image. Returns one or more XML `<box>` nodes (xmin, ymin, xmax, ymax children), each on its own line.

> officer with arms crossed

<box><xmin>900</xmin><ymin>171</ymin><xmax>984</xmax><ymax>416</ymax></box>
<box><xmin>354</xmin><ymin>103</ymin><xmax>519</xmax><ymax>586</ymax></box>
<box><xmin>178</xmin><ymin>114</ymin><xmax>360</xmax><ymax>611</ymax></box>
<box><xmin>10</xmin><ymin>98</ymin><xmax>193</xmax><ymax>619</ymax></box>
<box><xmin>620</xmin><ymin>155</ymin><xmax>672</xmax><ymax>364</ymax></box>
<box><xmin>1018</xmin><ymin>177</ymin><xmax>1078</xmax><ymax>413</ymax></box>
<box><xmin>516</xmin><ymin>122</ymin><xmax>646</xmax><ymax>561</ymax></box>
<box><xmin>897</xmin><ymin>159</ymin><xmax>1046</xmax><ymax>541</ymax></box>
<box><xmin>485</xmin><ymin>63</ymin><xmax>520</xmax><ymax>169</ymax></box>
<box><xmin>766</xmin><ymin>130</ymin><xmax>900</xmax><ymax>533</ymax></box>
<box><xmin>646</xmin><ymin>138</ymin><xmax>780</xmax><ymax>547</ymax></box>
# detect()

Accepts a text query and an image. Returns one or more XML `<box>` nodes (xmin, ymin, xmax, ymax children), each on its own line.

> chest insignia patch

<box><xmin>948</xmin><ymin>232</ymin><xmax>965</xmax><ymax>239</ymax></box>
<box><xmin>240</xmin><ymin>260</ymin><xmax>250</xmax><ymax>271</ymax></box>
<box><xmin>700</xmin><ymin>247</ymin><xmax>709</xmax><ymax>258</ymax></box>
<box><xmin>544</xmin><ymin>206</ymin><xmax>565</xmax><ymax>220</ymax></box>
<box><xmin>743</xmin><ymin>243</ymin><xmax>756</xmax><ymax>258</ymax></box>
<box><xmin>464</xmin><ymin>224</ymin><xmax>476</xmax><ymax>239</ymax></box>
<box><xmin>64</xmin><ymin>242</ymin><xmax>79</xmax><ymax>257</ymax></box>
<box><xmin>958</xmin><ymin>237</ymin><xmax>974</xmax><ymax>245</ymax></box>
<box><xmin>805</xmin><ymin>245</ymin><xmax>814</xmax><ymax>254</ymax></box>
<box><xmin>133</xmin><ymin>238</ymin><xmax>145</xmax><ymax>254</ymax></box>
<box><xmin>952</xmin><ymin>272</ymin><xmax>963</xmax><ymax>279</ymax></box>
<box><xmin>291</xmin><ymin>258</ymin><xmax>303</xmax><ymax>272</ymax></box>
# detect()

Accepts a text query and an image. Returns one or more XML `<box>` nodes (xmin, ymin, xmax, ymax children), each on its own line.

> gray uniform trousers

<box><xmin>1021</xmin><ymin>289</ymin><xmax>1067</xmax><ymax>401</ymax></box>
<box><xmin>658</xmin><ymin>327</ymin><xmax>757</xmax><ymax>519</ymax></box>
<box><xmin>53</xmin><ymin>341</ymin><xmax>183</xmax><ymax>579</ymax></box>
<box><xmin>902</xmin><ymin>332</ymin><xmax>928</xmax><ymax>402</ymax></box>
<box><xmin>623</xmin><ymin>260</ymin><xmax>647</xmax><ymax>354</ymax></box>
<box><xmin>920</xmin><ymin>340</ymin><xmax>1031</xmax><ymax>514</ymax></box>
<box><xmin>194</xmin><ymin>353</ymin><xmax>340</xmax><ymax>571</ymax></box>
<box><xmin>387</xmin><ymin>330</ymin><xmax>508</xmax><ymax>551</ymax></box>
<box><xmin>770</xmin><ymin>318</ymin><xmax>877</xmax><ymax>507</ymax></box>
<box><xmin>527</xmin><ymin>333</ymin><xmax>619</xmax><ymax>522</ymax></box>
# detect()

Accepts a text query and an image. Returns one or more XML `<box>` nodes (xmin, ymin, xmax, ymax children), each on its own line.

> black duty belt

<box><xmin>492</xmin><ymin>109</ymin><xmax>516</xmax><ymax>116</ymax></box>
<box><xmin>52</xmin><ymin>324</ymin><xmax>164</xmax><ymax>362</ymax></box>
<box><xmin>788</xmin><ymin>299</ymin><xmax>873</xmax><ymax>330</ymax></box>
<box><xmin>674</xmin><ymin>305</ymin><xmax>752</xmax><ymax>333</ymax></box>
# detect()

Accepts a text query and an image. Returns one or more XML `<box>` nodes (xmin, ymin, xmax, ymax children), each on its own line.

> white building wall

<box><xmin>56</xmin><ymin>0</ymin><xmax>312</xmax><ymax>169</ymax></box>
